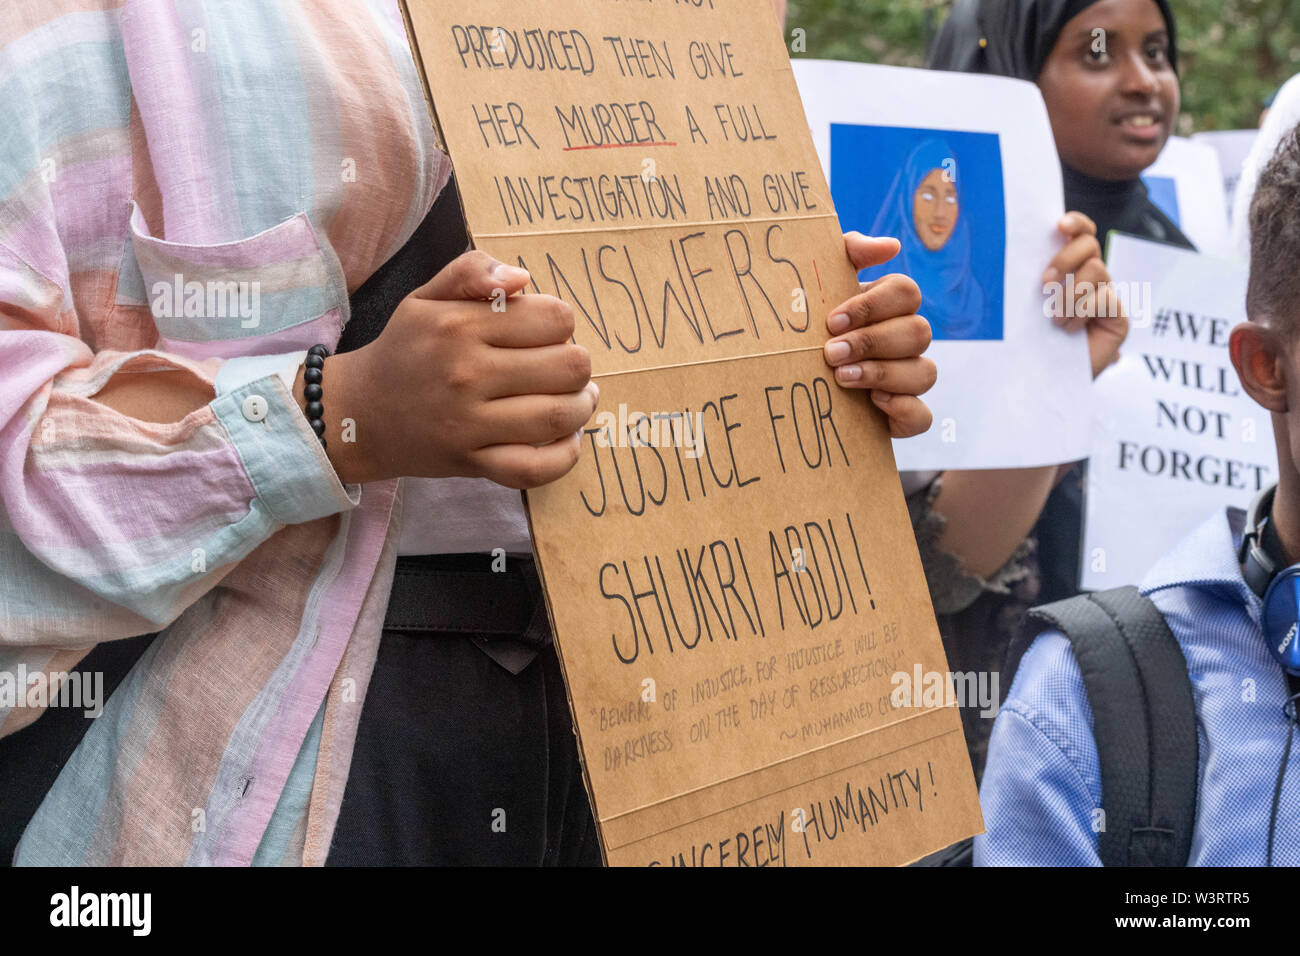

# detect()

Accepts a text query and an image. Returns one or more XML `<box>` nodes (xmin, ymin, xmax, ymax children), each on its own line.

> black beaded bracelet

<box><xmin>304</xmin><ymin>344</ymin><xmax>330</xmax><ymax>450</ymax></box>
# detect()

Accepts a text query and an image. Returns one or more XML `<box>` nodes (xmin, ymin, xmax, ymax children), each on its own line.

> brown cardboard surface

<box><xmin>400</xmin><ymin>0</ymin><xmax>982</xmax><ymax>865</ymax></box>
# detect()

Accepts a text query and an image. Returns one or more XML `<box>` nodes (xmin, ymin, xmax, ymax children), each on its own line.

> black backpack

<box><xmin>915</xmin><ymin>586</ymin><xmax>1199</xmax><ymax>867</ymax></box>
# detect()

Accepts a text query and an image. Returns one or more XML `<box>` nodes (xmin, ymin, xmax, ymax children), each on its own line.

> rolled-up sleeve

<box><xmin>1</xmin><ymin>286</ymin><xmax>357</xmax><ymax>647</ymax></box>
<box><xmin>213</xmin><ymin>351</ymin><xmax>356</xmax><ymax>527</ymax></box>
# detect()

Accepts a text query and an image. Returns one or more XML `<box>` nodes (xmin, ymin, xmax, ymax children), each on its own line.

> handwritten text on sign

<box><xmin>401</xmin><ymin>0</ymin><xmax>982</xmax><ymax>865</ymax></box>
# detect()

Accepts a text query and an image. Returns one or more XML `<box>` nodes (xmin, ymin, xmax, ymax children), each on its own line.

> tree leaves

<box><xmin>785</xmin><ymin>0</ymin><xmax>1300</xmax><ymax>131</ymax></box>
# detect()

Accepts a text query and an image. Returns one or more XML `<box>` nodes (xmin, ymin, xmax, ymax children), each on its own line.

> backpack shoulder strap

<box><xmin>1010</xmin><ymin>586</ymin><xmax>1199</xmax><ymax>866</ymax></box>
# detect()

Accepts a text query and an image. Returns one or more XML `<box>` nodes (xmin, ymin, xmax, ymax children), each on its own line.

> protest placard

<box><xmin>792</xmin><ymin>60</ymin><xmax>1092</xmax><ymax>471</ymax></box>
<box><xmin>1081</xmin><ymin>234</ymin><xmax>1275</xmax><ymax>591</ymax></box>
<box><xmin>399</xmin><ymin>0</ymin><xmax>983</xmax><ymax>865</ymax></box>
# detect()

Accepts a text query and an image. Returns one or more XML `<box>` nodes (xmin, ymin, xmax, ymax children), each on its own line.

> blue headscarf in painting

<box><xmin>868</xmin><ymin>138</ymin><xmax>986</xmax><ymax>340</ymax></box>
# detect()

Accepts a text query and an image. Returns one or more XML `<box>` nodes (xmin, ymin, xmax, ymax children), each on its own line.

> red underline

<box><xmin>561</xmin><ymin>141</ymin><xmax>678</xmax><ymax>152</ymax></box>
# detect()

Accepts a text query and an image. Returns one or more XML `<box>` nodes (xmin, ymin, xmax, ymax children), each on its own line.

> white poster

<box><xmin>792</xmin><ymin>60</ymin><xmax>1092</xmax><ymax>471</ymax></box>
<box><xmin>1141</xmin><ymin>136</ymin><xmax>1231</xmax><ymax>258</ymax></box>
<box><xmin>1081</xmin><ymin>234</ymin><xmax>1275</xmax><ymax>591</ymax></box>
<box><xmin>1191</xmin><ymin>129</ymin><xmax>1258</xmax><ymax>229</ymax></box>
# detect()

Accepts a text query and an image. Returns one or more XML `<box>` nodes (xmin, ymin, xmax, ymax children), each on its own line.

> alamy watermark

<box><xmin>0</xmin><ymin>664</ymin><xmax>102</xmax><ymax>718</ymax></box>
<box><xmin>151</xmin><ymin>274</ymin><xmax>261</xmax><ymax>328</ymax></box>
<box><xmin>1043</xmin><ymin>277</ymin><xmax>1153</xmax><ymax>324</ymax></box>
<box><xmin>50</xmin><ymin>886</ymin><xmax>150</xmax><ymax>936</ymax></box>
<box><xmin>890</xmin><ymin>664</ymin><xmax>999</xmax><ymax>719</ymax></box>
<box><xmin>591</xmin><ymin>403</ymin><xmax>706</xmax><ymax>459</ymax></box>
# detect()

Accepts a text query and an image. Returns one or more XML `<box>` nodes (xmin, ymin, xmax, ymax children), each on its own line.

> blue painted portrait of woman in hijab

<box><xmin>831</xmin><ymin>126</ymin><xmax>1006</xmax><ymax>340</ymax></box>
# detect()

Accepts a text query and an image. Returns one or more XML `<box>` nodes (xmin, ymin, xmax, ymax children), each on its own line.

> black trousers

<box><xmin>326</xmin><ymin>183</ymin><xmax>603</xmax><ymax>862</ymax></box>
<box><xmin>326</xmin><ymin>555</ymin><xmax>601</xmax><ymax>866</ymax></box>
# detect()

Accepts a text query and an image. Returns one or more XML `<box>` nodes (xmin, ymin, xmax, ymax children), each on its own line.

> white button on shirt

<box><xmin>241</xmin><ymin>394</ymin><xmax>269</xmax><ymax>422</ymax></box>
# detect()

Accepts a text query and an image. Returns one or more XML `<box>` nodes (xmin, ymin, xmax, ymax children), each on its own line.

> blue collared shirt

<box><xmin>975</xmin><ymin>507</ymin><xmax>1300</xmax><ymax>866</ymax></box>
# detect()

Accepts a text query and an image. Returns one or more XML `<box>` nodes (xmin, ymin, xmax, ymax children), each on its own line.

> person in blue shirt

<box><xmin>976</xmin><ymin>124</ymin><xmax>1300</xmax><ymax>866</ymax></box>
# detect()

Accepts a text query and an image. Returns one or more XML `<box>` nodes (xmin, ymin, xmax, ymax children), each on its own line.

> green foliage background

<box><xmin>785</xmin><ymin>0</ymin><xmax>1300</xmax><ymax>131</ymax></box>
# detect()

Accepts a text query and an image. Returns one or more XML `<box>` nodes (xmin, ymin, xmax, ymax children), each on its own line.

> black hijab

<box><xmin>929</xmin><ymin>0</ymin><xmax>1194</xmax><ymax>253</ymax></box>
<box><xmin>930</xmin><ymin>0</ymin><xmax>1178</xmax><ymax>82</ymax></box>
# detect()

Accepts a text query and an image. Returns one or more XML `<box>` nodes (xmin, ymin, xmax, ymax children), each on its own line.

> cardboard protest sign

<box><xmin>399</xmin><ymin>0</ymin><xmax>982</xmax><ymax>865</ymax></box>
<box><xmin>1141</xmin><ymin>136</ymin><xmax>1231</xmax><ymax>258</ymax></box>
<box><xmin>1081</xmin><ymin>235</ymin><xmax>1275</xmax><ymax>590</ymax></box>
<box><xmin>792</xmin><ymin>60</ymin><xmax>1092</xmax><ymax>471</ymax></box>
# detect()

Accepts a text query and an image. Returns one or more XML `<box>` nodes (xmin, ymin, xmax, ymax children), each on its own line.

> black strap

<box><xmin>336</xmin><ymin>175</ymin><xmax>469</xmax><ymax>355</ymax></box>
<box><xmin>1010</xmin><ymin>586</ymin><xmax>1199</xmax><ymax>866</ymax></box>
<box><xmin>386</xmin><ymin>553</ymin><xmax>547</xmax><ymax>645</ymax></box>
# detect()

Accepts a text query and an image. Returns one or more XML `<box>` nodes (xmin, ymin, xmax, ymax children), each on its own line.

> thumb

<box><xmin>844</xmin><ymin>232</ymin><xmax>901</xmax><ymax>271</ymax></box>
<box><xmin>414</xmin><ymin>249</ymin><xmax>531</xmax><ymax>302</ymax></box>
<box><xmin>1058</xmin><ymin>211</ymin><xmax>1097</xmax><ymax>239</ymax></box>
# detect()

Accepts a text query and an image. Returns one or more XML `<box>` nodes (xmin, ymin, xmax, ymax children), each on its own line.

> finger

<box><xmin>1057</xmin><ymin>211</ymin><xmax>1097</xmax><ymax>239</ymax></box>
<box><xmin>475</xmin><ymin>294</ymin><xmax>576</xmax><ymax>348</ymax></box>
<box><xmin>414</xmin><ymin>249</ymin><xmax>531</xmax><ymax>302</ymax></box>
<box><xmin>843</xmin><ymin>232</ymin><xmax>902</xmax><ymax>272</ymax></box>
<box><xmin>1046</xmin><ymin>257</ymin><xmax>1106</xmax><ymax>330</ymax></box>
<box><xmin>1074</xmin><ymin>257</ymin><xmax>1110</xmax><ymax>289</ymax></box>
<box><xmin>1093</xmin><ymin>279</ymin><xmax>1128</xmax><ymax>326</ymax></box>
<box><xmin>824</xmin><ymin>314</ymin><xmax>932</xmax><ymax>366</ymax></box>
<box><xmin>1061</xmin><ymin>258</ymin><xmax>1110</xmax><ymax>333</ymax></box>
<box><xmin>471</xmin><ymin>432</ymin><xmax>584</xmax><ymax>490</ymax></box>
<box><xmin>1043</xmin><ymin>233</ymin><xmax>1102</xmax><ymax>285</ymax></box>
<box><xmin>481</xmin><ymin>344</ymin><xmax>592</xmax><ymax>398</ymax></box>
<box><xmin>1066</xmin><ymin>290</ymin><xmax>1094</xmax><ymax>335</ymax></box>
<box><xmin>478</xmin><ymin>384</ymin><xmax>600</xmax><ymax>447</ymax></box>
<box><xmin>827</xmin><ymin>273</ymin><xmax>923</xmax><ymax>335</ymax></box>
<box><xmin>834</xmin><ymin>356</ymin><xmax>937</xmax><ymax>396</ymax></box>
<box><xmin>871</xmin><ymin>391</ymin><xmax>933</xmax><ymax>439</ymax></box>
<box><xmin>855</xmin><ymin>274</ymin><xmax>901</xmax><ymax>296</ymax></box>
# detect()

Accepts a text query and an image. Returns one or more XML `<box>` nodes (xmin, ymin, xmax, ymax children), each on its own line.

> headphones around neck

<box><xmin>1240</xmin><ymin>484</ymin><xmax>1300</xmax><ymax>676</ymax></box>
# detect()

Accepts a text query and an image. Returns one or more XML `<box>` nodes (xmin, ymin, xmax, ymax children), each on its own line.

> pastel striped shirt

<box><xmin>0</xmin><ymin>0</ymin><xmax>450</xmax><ymax>864</ymax></box>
